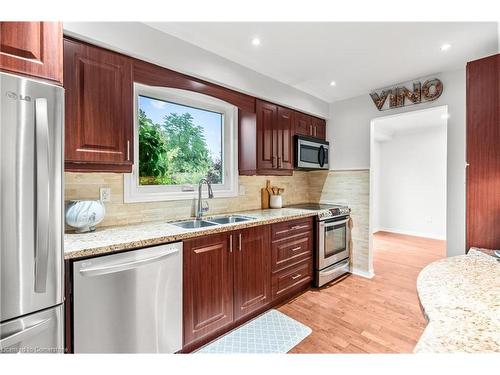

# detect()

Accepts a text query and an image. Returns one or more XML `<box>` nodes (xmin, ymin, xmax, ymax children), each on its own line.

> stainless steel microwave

<box><xmin>294</xmin><ymin>135</ymin><xmax>329</xmax><ymax>170</ymax></box>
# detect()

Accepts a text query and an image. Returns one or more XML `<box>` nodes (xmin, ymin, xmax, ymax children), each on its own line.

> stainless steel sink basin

<box><xmin>170</xmin><ymin>220</ymin><xmax>218</xmax><ymax>229</ymax></box>
<box><xmin>209</xmin><ymin>215</ymin><xmax>255</xmax><ymax>224</ymax></box>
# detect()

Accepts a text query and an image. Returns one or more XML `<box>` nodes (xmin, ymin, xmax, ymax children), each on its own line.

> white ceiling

<box><xmin>373</xmin><ymin>106</ymin><xmax>447</xmax><ymax>142</ymax></box>
<box><xmin>145</xmin><ymin>22</ymin><xmax>498</xmax><ymax>103</ymax></box>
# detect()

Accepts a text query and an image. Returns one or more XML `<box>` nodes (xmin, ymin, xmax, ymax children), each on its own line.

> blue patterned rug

<box><xmin>196</xmin><ymin>309</ymin><xmax>312</xmax><ymax>354</ymax></box>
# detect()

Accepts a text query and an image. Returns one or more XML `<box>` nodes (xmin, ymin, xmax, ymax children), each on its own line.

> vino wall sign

<box><xmin>370</xmin><ymin>78</ymin><xmax>443</xmax><ymax>111</ymax></box>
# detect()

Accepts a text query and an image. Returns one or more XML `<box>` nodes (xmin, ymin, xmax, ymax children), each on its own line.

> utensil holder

<box><xmin>269</xmin><ymin>195</ymin><xmax>282</xmax><ymax>209</ymax></box>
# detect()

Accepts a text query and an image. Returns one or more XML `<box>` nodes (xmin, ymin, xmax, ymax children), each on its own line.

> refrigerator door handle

<box><xmin>0</xmin><ymin>318</ymin><xmax>51</xmax><ymax>349</ymax></box>
<box><xmin>34</xmin><ymin>98</ymin><xmax>50</xmax><ymax>293</ymax></box>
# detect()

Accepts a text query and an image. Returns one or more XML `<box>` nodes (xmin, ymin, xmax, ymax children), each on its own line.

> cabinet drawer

<box><xmin>271</xmin><ymin>218</ymin><xmax>313</xmax><ymax>241</ymax></box>
<box><xmin>272</xmin><ymin>233</ymin><xmax>312</xmax><ymax>271</ymax></box>
<box><xmin>272</xmin><ymin>258</ymin><xmax>312</xmax><ymax>299</ymax></box>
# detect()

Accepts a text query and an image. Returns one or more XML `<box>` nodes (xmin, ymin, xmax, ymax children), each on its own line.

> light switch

<box><xmin>100</xmin><ymin>187</ymin><xmax>111</xmax><ymax>202</ymax></box>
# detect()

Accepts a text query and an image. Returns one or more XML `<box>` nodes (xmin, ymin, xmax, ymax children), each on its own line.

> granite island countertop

<box><xmin>415</xmin><ymin>249</ymin><xmax>500</xmax><ymax>353</ymax></box>
<box><xmin>64</xmin><ymin>208</ymin><xmax>317</xmax><ymax>259</ymax></box>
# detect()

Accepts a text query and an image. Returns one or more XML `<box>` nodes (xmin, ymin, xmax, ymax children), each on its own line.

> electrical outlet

<box><xmin>100</xmin><ymin>187</ymin><xmax>111</xmax><ymax>202</ymax></box>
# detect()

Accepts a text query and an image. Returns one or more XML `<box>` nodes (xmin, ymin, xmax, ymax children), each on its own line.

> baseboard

<box><xmin>351</xmin><ymin>267</ymin><xmax>375</xmax><ymax>279</ymax></box>
<box><xmin>374</xmin><ymin>227</ymin><xmax>446</xmax><ymax>241</ymax></box>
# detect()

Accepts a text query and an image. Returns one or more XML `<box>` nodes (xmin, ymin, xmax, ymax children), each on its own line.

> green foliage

<box><xmin>138</xmin><ymin>108</ymin><xmax>222</xmax><ymax>186</ymax></box>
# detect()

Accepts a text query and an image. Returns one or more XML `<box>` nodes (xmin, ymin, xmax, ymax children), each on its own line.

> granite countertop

<box><xmin>415</xmin><ymin>249</ymin><xmax>500</xmax><ymax>353</ymax></box>
<box><xmin>64</xmin><ymin>208</ymin><xmax>317</xmax><ymax>259</ymax></box>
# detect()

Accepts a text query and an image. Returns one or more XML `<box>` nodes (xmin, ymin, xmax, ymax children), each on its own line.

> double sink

<box><xmin>171</xmin><ymin>215</ymin><xmax>255</xmax><ymax>229</ymax></box>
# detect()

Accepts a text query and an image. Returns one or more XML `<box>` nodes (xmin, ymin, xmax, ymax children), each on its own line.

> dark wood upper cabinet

<box><xmin>277</xmin><ymin>107</ymin><xmax>294</xmax><ymax>169</ymax></box>
<box><xmin>312</xmin><ymin>117</ymin><xmax>326</xmax><ymax>139</ymax></box>
<box><xmin>233</xmin><ymin>226</ymin><xmax>271</xmax><ymax>321</ymax></box>
<box><xmin>466</xmin><ymin>54</ymin><xmax>500</xmax><ymax>250</ymax></box>
<box><xmin>294</xmin><ymin>112</ymin><xmax>326</xmax><ymax>140</ymax></box>
<box><xmin>256</xmin><ymin>100</ymin><xmax>278</xmax><ymax>171</ymax></box>
<box><xmin>0</xmin><ymin>22</ymin><xmax>63</xmax><ymax>84</ymax></box>
<box><xmin>183</xmin><ymin>233</ymin><xmax>234</xmax><ymax>346</ymax></box>
<box><xmin>294</xmin><ymin>111</ymin><xmax>312</xmax><ymax>137</ymax></box>
<box><xmin>64</xmin><ymin>38</ymin><xmax>133</xmax><ymax>172</ymax></box>
<box><xmin>255</xmin><ymin>99</ymin><xmax>293</xmax><ymax>175</ymax></box>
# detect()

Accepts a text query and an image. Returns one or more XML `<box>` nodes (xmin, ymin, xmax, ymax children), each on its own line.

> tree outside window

<box><xmin>138</xmin><ymin>95</ymin><xmax>223</xmax><ymax>186</ymax></box>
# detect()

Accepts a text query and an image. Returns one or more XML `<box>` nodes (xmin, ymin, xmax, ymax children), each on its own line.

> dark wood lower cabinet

<box><xmin>183</xmin><ymin>233</ymin><xmax>234</xmax><ymax>347</ymax></box>
<box><xmin>233</xmin><ymin>226</ymin><xmax>271</xmax><ymax>321</ymax></box>
<box><xmin>182</xmin><ymin>220</ymin><xmax>313</xmax><ymax>352</ymax></box>
<box><xmin>271</xmin><ymin>258</ymin><xmax>313</xmax><ymax>300</ymax></box>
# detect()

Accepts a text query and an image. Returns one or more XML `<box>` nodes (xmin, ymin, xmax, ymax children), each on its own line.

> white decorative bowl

<box><xmin>65</xmin><ymin>200</ymin><xmax>105</xmax><ymax>233</ymax></box>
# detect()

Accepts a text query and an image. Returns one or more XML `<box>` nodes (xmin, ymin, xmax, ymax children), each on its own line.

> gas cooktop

<box><xmin>287</xmin><ymin>203</ymin><xmax>350</xmax><ymax>221</ymax></box>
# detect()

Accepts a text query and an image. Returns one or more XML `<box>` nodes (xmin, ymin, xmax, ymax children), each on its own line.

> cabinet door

<box><xmin>183</xmin><ymin>233</ymin><xmax>234</xmax><ymax>346</ymax></box>
<box><xmin>312</xmin><ymin>117</ymin><xmax>326</xmax><ymax>139</ymax></box>
<box><xmin>466</xmin><ymin>54</ymin><xmax>500</xmax><ymax>249</ymax></box>
<box><xmin>277</xmin><ymin>107</ymin><xmax>294</xmax><ymax>170</ymax></box>
<box><xmin>294</xmin><ymin>111</ymin><xmax>312</xmax><ymax>136</ymax></box>
<box><xmin>0</xmin><ymin>22</ymin><xmax>62</xmax><ymax>84</ymax></box>
<box><xmin>64</xmin><ymin>38</ymin><xmax>133</xmax><ymax>172</ymax></box>
<box><xmin>233</xmin><ymin>226</ymin><xmax>271</xmax><ymax>321</ymax></box>
<box><xmin>256</xmin><ymin>99</ymin><xmax>278</xmax><ymax>170</ymax></box>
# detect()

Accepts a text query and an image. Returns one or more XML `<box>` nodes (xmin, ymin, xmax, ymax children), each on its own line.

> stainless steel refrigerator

<box><xmin>0</xmin><ymin>71</ymin><xmax>64</xmax><ymax>353</ymax></box>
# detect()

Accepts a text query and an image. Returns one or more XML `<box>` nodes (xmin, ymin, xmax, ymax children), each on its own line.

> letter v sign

<box><xmin>369</xmin><ymin>90</ymin><xmax>392</xmax><ymax>110</ymax></box>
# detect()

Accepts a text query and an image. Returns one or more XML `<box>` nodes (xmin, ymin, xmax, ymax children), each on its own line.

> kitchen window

<box><xmin>124</xmin><ymin>84</ymin><xmax>238</xmax><ymax>202</ymax></box>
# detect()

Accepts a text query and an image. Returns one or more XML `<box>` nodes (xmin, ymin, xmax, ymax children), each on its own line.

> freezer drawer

<box><xmin>0</xmin><ymin>305</ymin><xmax>64</xmax><ymax>353</ymax></box>
<box><xmin>73</xmin><ymin>242</ymin><xmax>183</xmax><ymax>353</ymax></box>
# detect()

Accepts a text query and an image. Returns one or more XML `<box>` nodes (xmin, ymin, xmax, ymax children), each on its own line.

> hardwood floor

<box><xmin>278</xmin><ymin>231</ymin><xmax>446</xmax><ymax>353</ymax></box>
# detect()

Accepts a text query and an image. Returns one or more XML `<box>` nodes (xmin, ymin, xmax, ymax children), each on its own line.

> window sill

<box><xmin>123</xmin><ymin>187</ymin><xmax>239</xmax><ymax>203</ymax></box>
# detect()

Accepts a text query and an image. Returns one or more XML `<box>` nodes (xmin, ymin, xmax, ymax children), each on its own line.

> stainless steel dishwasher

<box><xmin>73</xmin><ymin>242</ymin><xmax>182</xmax><ymax>353</ymax></box>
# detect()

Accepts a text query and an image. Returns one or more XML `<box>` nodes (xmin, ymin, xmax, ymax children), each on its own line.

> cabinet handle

<box><xmin>314</xmin><ymin>126</ymin><xmax>317</xmax><ymax>137</ymax></box>
<box><xmin>277</xmin><ymin>156</ymin><xmax>281</xmax><ymax>169</ymax></box>
<box><xmin>309</xmin><ymin>125</ymin><xmax>313</xmax><ymax>135</ymax></box>
<box><xmin>291</xmin><ymin>246</ymin><xmax>301</xmax><ymax>252</ymax></box>
<box><xmin>238</xmin><ymin>233</ymin><xmax>242</xmax><ymax>251</ymax></box>
<box><xmin>126</xmin><ymin>140</ymin><xmax>130</xmax><ymax>161</ymax></box>
<box><xmin>291</xmin><ymin>224</ymin><xmax>307</xmax><ymax>230</ymax></box>
<box><xmin>272</xmin><ymin>156</ymin><xmax>276</xmax><ymax>168</ymax></box>
<box><xmin>291</xmin><ymin>273</ymin><xmax>302</xmax><ymax>280</ymax></box>
<box><xmin>229</xmin><ymin>235</ymin><xmax>233</xmax><ymax>253</ymax></box>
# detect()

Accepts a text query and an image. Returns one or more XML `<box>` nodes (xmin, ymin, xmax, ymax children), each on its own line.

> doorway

<box><xmin>369</xmin><ymin>106</ymin><xmax>448</xmax><ymax>274</ymax></box>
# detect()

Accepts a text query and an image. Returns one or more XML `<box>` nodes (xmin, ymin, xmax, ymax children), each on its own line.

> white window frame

<box><xmin>124</xmin><ymin>83</ymin><xmax>238</xmax><ymax>203</ymax></box>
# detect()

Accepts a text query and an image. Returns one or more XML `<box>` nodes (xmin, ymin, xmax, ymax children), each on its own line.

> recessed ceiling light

<box><xmin>329</xmin><ymin>81</ymin><xmax>336</xmax><ymax>86</ymax></box>
<box><xmin>251</xmin><ymin>37</ymin><xmax>261</xmax><ymax>46</ymax></box>
<box><xmin>441</xmin><ymin>43</ymin><xmax>451</xmax><ymax>51</ymax></box>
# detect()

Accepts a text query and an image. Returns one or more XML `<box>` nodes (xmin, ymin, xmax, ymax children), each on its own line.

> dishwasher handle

<box><xmin>79</xmin><ymin>247</ymin><xmax>180</xmax><ymax>277</ymax></box>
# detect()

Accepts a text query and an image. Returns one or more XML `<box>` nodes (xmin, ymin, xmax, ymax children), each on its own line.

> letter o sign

<box><xmin>422</xmin><ymin>79</ymin><xmax>443</xmax><ymax>101</ymax></box>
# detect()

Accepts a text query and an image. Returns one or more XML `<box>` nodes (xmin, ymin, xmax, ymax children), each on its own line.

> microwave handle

<box><xmin>318</xmin><ymin>145</ymin><xmax>325</xmax><ymax>167</ymax></box>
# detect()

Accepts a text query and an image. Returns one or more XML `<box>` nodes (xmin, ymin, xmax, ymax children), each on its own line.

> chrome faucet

<box><xmin>196</xmin><ymin>178</ymin><xmax>214</xmax><ymax>220</ymax></box>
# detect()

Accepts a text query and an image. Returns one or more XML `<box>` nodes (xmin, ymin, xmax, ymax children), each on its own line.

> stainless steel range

<box><xmin>288</xmin><ymin>203</ymin><xmax>351</xmax><ymax>287</ymax></box>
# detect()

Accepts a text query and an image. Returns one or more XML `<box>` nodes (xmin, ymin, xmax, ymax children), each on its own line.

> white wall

<box><xmin>63</xmin><ymin>22</ymin><xmax>329</xmax><ymax>119</ymax></box>
<box><xmin>329</xmin><ymin>68</ymin><xmax>466</xmax><ymax>257</ymax></box>
<box><xmin>373</xmin><ymin>126</ymin><xmax>447</xmax><ymax>240</ymax></box>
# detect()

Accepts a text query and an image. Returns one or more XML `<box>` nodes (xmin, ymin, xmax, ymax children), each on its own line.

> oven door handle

<box><xmin>320</xmin><ymin>217</ymin><xmax>350</xmax><ymax>228</ymax></box>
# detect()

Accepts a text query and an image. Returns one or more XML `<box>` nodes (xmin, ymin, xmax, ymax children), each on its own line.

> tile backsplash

<box><xmin>65</xmin><ymin>169</ymin><xmax>372</xmax><ymax>275</ymax></box>
<box><xmin>65</xmin><ymin>172</ymin><xmax>313</xmax><ymax>228</ymax></box>
<box><xmin>310</xmin><ymin>169</ymin><xmax>371</xmax><ymax>275</ymax></box>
